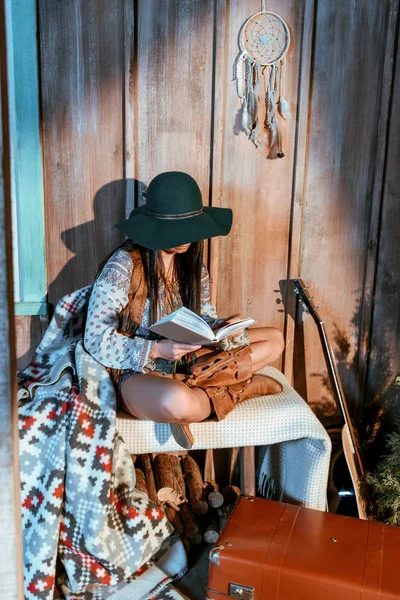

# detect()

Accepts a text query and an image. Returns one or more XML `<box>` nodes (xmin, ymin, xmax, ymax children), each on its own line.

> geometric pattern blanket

<box><xmin>17</xmin><ymin>287</ymin><xmax>188</xmax><ymax>599</ymax></box>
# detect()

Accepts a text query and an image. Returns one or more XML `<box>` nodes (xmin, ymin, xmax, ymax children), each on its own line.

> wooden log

<box><xmin>182</xmin><ymin>455</ymin><xmax>208</xmax><ymax>515</ymax></box>
<box><xmin>188</xmin><ymin>533</ymin><xmax>202</xmax><ymax>546</ymax></box>
<box><xmin>221</xmin><ymin>484</ymin><xmax>241</xmax><ymax>507</ymax></box>
<box><xmin>164</xmin><ymin>506</ymin><xmax>184</xmax><ymax>536</ymax></box>
<box><xmin>153</xmin><ymin>454</ymin><xmax>186</xmax><ymax>512</ymax></box>
<box><xmin>157</xmin><ymin>487</ymin><xmax>185</xmax><ymax>511</ymax></box>
<box><xmin>203</xmin><ymin>510</ymin><xmax>219</xmax><ymax>544</ymax></box>
<box><xmin>218</xmin><ymin>504</ymin><xmax>235</xmax><ymax>533</ymax></box>
<box><xmin>153</xmin><ymin>454</ymin><xmax>175</xmax><ymax>490</ymax></box>
<box><xmin>180</xmin><ymin>503</ymin><xmax>200</xmax><ymax>538</ymax></box>
<box><xmin>203</xmin><ymin>447</ymin><xmax>224</xmax><ymax>507</ymax></box>
<box><xmin>170</xmin><ymin>455</ymin><xmax>186</xmax><ymax>498</ymax></box>
<box><xmin>141</xmin><ymin>454</ymin><xmax>158</xmax><ymax>505</ymax></box>
<box><xmin>152</xmin><ymin>451</ymin><xmax>189</xmax><ymax>459</ymax></box>
<box><xmin>208</xmin><ymin>491</ymin><xmax>224</xmax><ymax>508</ymax></box>
<box><xmin>135</xmin><ymin>468</ymin><xmax>147</xmax><ymax>495</ymax></box>
<box><xmin>203</xmin><ymin>482</ymin><xmax>214</xmax><ymax>497</ymax></box>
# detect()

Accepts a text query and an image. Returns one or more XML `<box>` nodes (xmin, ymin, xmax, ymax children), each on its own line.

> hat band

<box><xmin>145</xmin><ymin>207</ymin><xmax>204</xmax><ymax>220</ymax></box>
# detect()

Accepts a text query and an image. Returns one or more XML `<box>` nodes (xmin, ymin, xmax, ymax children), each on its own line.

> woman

<box><xmin>84</xmin><ymin>171</ymin><xmax>284</xmax><ymax>448</ymax></box>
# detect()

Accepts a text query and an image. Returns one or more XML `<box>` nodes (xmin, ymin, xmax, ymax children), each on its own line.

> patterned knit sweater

<box><xmin>83</xmin><ymin>249</ymin><xmax>219</xmax><ymax>373</ymax></box>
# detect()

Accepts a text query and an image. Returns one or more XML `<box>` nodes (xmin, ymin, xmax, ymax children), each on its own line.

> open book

<box><xmin>148</xmin><ymin>306</ymin><xmax>256</xmax><ymax>345</ymax></box>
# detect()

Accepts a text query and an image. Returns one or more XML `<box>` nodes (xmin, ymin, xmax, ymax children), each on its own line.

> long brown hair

<box><xmin>95</xmin><ymin>239</ymin><xmax>204</xmax><ymax>336</ymax></box>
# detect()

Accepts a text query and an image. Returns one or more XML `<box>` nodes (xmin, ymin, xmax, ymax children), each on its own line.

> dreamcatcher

<box><xmin>234</xmin><ymin>1</ymin><xmax>290</xmax><ymax>157</ymax></box>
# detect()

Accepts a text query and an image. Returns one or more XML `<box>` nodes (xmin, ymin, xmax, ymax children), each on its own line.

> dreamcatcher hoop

<box><xmin>234</xmin><ymin>2</ymin><xmax>291</xmax><ymax>158</ymax></box>
<box><xmin>240</xmin><ymin>11</ymin><xmax>290</xmax><ymax>66</ymax></box>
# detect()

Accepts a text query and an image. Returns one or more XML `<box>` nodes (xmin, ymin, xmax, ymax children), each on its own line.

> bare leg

<box><xmin>120</xmin><ymin>372</ymin><xmax>212</xmax><ymax>423</ymax></box>
<box><xmin>247</xmin><ymin>327</ymin><xmax>285</xmax><ymax>372</ymax></box>
<box><xmin>120</xmin><ymin>328</ymin><xmax>283</xmax><ymax>422</ymax></box>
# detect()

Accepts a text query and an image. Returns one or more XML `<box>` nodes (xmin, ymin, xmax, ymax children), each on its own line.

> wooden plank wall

<box><xmin>16</xmin><ymin>1</ymin><xmax>400</xmax><ymax>447</ymax></box>
<box><xmin>364</xmin><ymin>9</ymin><xmax>400</xmax><ymax>455</ymax></box>
<box><xmin>210</xmin><ymin>0</ymin><xmax>304</xmax><ymax>360</ymax></box>
<box><xmin>294</xmin><ymin>0</ymin><xmax>399</xmax><ymax>420</ymax></box>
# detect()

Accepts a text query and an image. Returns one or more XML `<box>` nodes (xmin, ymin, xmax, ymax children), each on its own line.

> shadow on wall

<box><xmin>17</xmin><ymin>178</ymin><xmax>145</xmax><ymax>371</ymax></box>
<box><xmin>278</xmin><ymin>278</ymin><xmax>399</xmax><ymax>456</ymax></box>
<box><xmin>294</xmin><ymin>284</ymin><xmax>399</xmax><ymax>469</ymax></box>
<box><xmin>327</xmin><ymin>295</ymin><xmax>400</xmax><ymax>470</ymax></box>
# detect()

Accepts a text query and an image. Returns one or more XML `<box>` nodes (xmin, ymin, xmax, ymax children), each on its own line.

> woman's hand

<box><xmin>150</xmin><ymin>339</ymin><xmax>202</xmax><ymax>361</ymax></box>
<box><xmin>214</xmin><ymin>313</ymin><xmax>246</xmax><ymax>338</ymax></box>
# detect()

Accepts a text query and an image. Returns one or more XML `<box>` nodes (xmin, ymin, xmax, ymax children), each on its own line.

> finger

<box><xmin>176</xmin><ymin>346</ymin><xmax>201</xmax><ymax>359</ymax></box>
<box><xmin>224</xmin><ymin>313</ymin><xmax>240</xmax><ymax>321</ymax></box>
<box><xmin>224</xmin><ymin>313</ymin><xmax>242</xmax><ymax>324</ymax></box>
<box><xmin>178</xmin><ymin>344</ymin><xmax>202</xmax><ymax>352</ymax></box>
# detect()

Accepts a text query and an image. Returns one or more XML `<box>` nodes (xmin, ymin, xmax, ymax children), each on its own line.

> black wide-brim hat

<box><xmin>115</xmin><ymin>171</ymin><xmax>232</xmax><ymax>250</ymax></box>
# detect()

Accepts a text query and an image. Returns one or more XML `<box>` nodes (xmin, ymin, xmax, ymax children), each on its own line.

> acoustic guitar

<box><xmin>293</xmin><ymin>279</ymin><xmax>368</xmax><ymax>520</ymax></box>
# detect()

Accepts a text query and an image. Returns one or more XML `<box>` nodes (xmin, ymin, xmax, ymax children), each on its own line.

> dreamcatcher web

<box><xmin>243</xmin><ymin>13</ymin><xmax>289</xmax><ymax>65</ymax></box>
<box><xmin>234</xmin><ymin>3</ymin><xmax>291</xmax><ymax>158</ymax></box>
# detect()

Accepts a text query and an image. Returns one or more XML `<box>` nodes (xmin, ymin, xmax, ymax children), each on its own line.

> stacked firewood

<box><xmin>131</xmin><ymin>452</ymin><xmax>240</xmax><ymax>552</ymax></box>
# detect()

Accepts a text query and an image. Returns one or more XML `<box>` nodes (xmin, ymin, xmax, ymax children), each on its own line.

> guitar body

<box><xmin>341</xmin><ymin>424</ymin><xmax>368</xmax><ymax>519</ymax></box>
<box><xmin>328</xmin><ymin>442</ymin><xmax>358</xmax><ymax>517</ymax></box>
<box><xmin>328</xmin><ymin>426</ymin><xmax>367</xmax><ymax>519</ymax></box>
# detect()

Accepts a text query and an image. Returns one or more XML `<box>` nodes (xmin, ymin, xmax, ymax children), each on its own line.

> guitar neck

<box><xmin>294</xmin><ymin>280</ymin><xmax>365</xmax><ymax>478</ymax></box>
<box><xmin>318</xmin><ymin>321</ymin><xmax>357</xmax><ymax>453</ymax></box>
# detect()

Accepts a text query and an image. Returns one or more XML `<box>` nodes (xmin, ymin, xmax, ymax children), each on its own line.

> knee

<box><xmin>267</xmin><ymin>327</ymin><xmax>285</xmax><ymax>352</ymax></box>
<box><xmin>159</xmin><ymin>385</ymin><xmax>192</xmax><ymax>422</ymax></box>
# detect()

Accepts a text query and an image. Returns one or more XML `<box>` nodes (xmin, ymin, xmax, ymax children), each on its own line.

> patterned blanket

<box><xmin>17</xmin><ymin>287</ymin><xmax>188</xmax><ymax>599</ymax></box>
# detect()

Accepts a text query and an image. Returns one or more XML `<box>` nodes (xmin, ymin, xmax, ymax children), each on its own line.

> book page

<box><xmin>173</xmin><ymin>310</ymin><xmax>212</xmax><ymax>337</ymax></box>
<box><xmin>149</xmin><ymin>320</ymin><xmax>217</xmax><ymax>345</ymax></box>
<box><xmin>215</xmin><ymin>318</ymin><xmax>256</xmax><ymax>341</ymax></box>
<box><xmin>149</xmin><ymin>306</ymin><xmax>215</xmax><ymax>343</ymax></box>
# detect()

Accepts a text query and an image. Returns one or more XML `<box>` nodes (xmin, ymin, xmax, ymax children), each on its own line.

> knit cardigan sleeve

<box><xmin>84</xmin><ymin>249</ymin><xmax>157</xmax><ymax>372</ymax></box>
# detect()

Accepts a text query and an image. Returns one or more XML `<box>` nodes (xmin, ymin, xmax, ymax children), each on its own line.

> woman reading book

<box><xmin>84</xmin><ymin>171</ymin><xmax>284</xmax><ymax>448</ymax></box>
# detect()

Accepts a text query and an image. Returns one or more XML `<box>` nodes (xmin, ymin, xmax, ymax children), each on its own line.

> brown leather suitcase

<box><xmin>206</xmin><ymin>496</ymin><xmax>400</xmax><ymax>599</ymax></box>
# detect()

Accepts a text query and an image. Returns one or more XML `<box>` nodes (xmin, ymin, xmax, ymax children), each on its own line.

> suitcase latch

<box><xmin>229</xmin><ymin>582</ymin><xmax>255</xmax><ymax>599</ymax></box>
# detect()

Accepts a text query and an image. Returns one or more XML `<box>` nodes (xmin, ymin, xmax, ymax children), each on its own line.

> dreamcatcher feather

<box><xmin>234</xmin><ymin>1</ymin><xmax>290</xmax><ymax>158</ymax></box>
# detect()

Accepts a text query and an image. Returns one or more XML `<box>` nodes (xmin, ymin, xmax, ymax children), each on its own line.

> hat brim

<box><xmin>115</xmin><ymin>205</ymin><xmax>233</xmax><ymax>250</ymax></box>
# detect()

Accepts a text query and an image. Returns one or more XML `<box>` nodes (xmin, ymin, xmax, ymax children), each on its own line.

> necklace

<box><xmin>163</xmin><ymin>258</ymin><xmax>175</xmax><ymax>284</ymax></box>
<box><xmin>160</xmin><ymin>258</ymin><xmax>178</xmax><ymax>313</ymax></box>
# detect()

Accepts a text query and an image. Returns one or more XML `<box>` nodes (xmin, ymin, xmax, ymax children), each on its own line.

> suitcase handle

<box><xmin>206</xmin><ymin>582</ymin><xmax>255</xmax><ymax>600</ymax></box>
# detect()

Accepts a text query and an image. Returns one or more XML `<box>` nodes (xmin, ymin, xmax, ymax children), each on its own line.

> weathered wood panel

<box><xmin>210</xmin><ymin>0</ymin><xmax>305</xmax><ymax>370</ymax></box>
<box><xmin>365</xmin><ymin>25</ymin><xmax>400</xmax><ymax>444</ymax></box>
<box><xmin>354</xmin><ymin>0</ymin><xmax>400</xmax><ymax>426</ymax></box>
<box><xmin>283</xmin><ymin>0</ymin><xmax>315</xmax><ymax>384</ymax></box>
<box><xmin>0</xmin><ymin>0</ymin><xmax>23</xmax><ymax>592</ymax></box>
<box><xmin>15</xmin><ymin>315</ymin><xmax>49</xmax><ymax>371</ymax></box>
<box><xmin>134</xmin><ymin>0</ymin><xmax>215</xmax><ymax>212</ymax></box>
<box><xmin>297</xmin><ymin>0</ymin><xmax>393</xmax><ymax>417</ymax></box>
<box><xmin>39</xmin><ymin>0</ymin><xmax>126</xmax><ymax>306</ymax></box>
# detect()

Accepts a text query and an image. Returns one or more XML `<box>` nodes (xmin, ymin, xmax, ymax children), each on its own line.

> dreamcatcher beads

<box><xmin>234</xmin><ymin>2</ymin><xmax>290</xmax><ymax>158</ymax></box>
